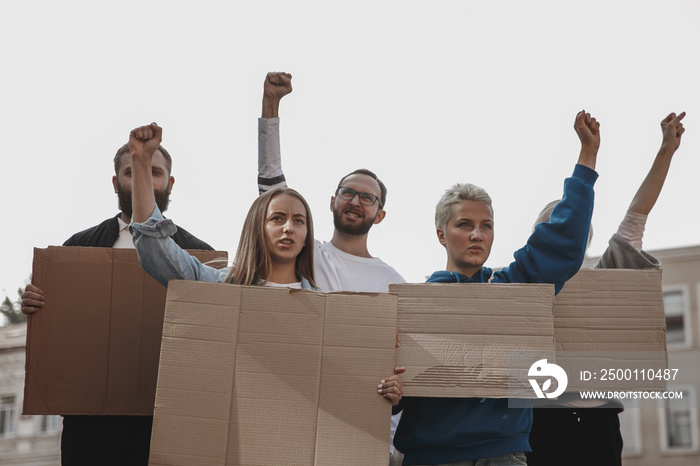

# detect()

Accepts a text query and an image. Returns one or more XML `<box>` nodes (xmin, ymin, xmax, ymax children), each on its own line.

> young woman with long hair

<box><xmin>128</xmin><ymin>123</ymin><xmax>402</xmax><ymax>405</ymax></box>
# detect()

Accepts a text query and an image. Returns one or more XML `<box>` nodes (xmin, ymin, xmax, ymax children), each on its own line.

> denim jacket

<box><xmin>130</xmin><ymin>206</ymin><xmax>314</xmax><ymax>290</ymax></box>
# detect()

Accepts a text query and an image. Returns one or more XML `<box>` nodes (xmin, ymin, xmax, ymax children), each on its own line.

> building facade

<box><xmin>0</xmin><ymin>323</ymin><xmax>60</xmax><ymax>465</ymax></box>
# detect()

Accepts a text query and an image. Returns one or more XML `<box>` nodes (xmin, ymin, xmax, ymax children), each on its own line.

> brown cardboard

<box><xmin>23</xmin><ymin>246</ymin><xmax>227</xmax><ymax>416</ymax></box>
<box><xmin>553</xmin><ymin>268</ymin><xmax>668</xmax><ymax>391</ymax></box>
<box><xmin>390</xmin><ymin>282</ymin><xmax>557</xmax><ymax>399</ymax></box>
<box><xmin>148</xmin><ymin>281</ymin><xmax>397</xmax><ymax>466</ymax></box>
<box><xmin>389</xmin><ymin>269</ymin><xmax>668</xmax><ymax>399</ymax></box>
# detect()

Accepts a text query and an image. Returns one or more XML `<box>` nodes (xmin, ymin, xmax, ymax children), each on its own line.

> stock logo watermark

<box><xmin>508</xmin><ymin>351</ymin><xmax>680</xmax><ymax>408</ymax></box>
<box><xmin>528</xmin><ymin>359</ymin><xmax>568</xmax><ymax>399</ymax></box>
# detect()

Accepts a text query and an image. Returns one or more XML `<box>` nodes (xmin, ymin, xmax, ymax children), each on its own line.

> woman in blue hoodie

<box><xmin>393</xmin><ymin>110</ymin><xmax>601</xmax><ymax>465</ymax></box>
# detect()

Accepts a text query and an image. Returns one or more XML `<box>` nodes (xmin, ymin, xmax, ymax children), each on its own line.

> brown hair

<box><xmin>225</xmin><ymin>187</ymin><xmax>316</xmax><ymax>288</ymax></box>
<box><xmin>113</xmin><ymin>143</ymin><xmax>173</xmax><ymax>175</ymax></box>
<box><xmin>337</xmin><ymin>168</ymin><xmax>387</xmax><ymax>208</ymax></box>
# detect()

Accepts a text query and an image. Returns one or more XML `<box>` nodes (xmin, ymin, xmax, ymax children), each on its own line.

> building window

<box><xmin>620</xmin><ymin>399</ymin><xmax>642</xmax><ymax>456</ymax></box>
<box><xmin>662</xmin><ymin>286</ymin><xmax>691</xmax><ymax>347</ymax></box>
<box><xmin>659</xmin><ymin>386</ymin><xmax>699</xmax><ymax>453</ymax></box>
<box><xmin>40</xmin><ymin>415</ymin><xmax>61</xmax><ymax>433</ymax></box>
<box><xmin>0</xmin><ymin>395</ymin><xmax>16</xmax><ymax>437</ymax></box>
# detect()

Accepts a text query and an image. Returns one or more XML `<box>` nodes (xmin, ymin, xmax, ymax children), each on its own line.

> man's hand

<box><xmin>129</xmin><ymin>123</ymin><xmax>162</xmax><ymax>161</ymax></box>
<box><xmin>21</xmin><ymin>284</ymin><xmax>44</xmax><ymax>315</ymax></box>
<box><xmin>660</xmin><ymin>111</ymin><xmax>686</xmax><ymax>152</ymax></box>
<box><xmin>262</xmin><ymin>72</ymin><xmax>292</xmax><ymax>118</ymax></box>
<box><xmin>574</xmin><ymin>110</ymin><xmax>600</xmax><ymax>170</ymax></box>
<box><xmin>264</xmin><ymin>72</ymin><xmax>292</xmax><ymax>100</ymax></box>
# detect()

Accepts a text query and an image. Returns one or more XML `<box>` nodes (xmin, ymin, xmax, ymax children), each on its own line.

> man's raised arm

<box><xmin>258</xmin><ymin>71</ymin><xmax>292</xmax><ymax>194</ymax></box>
<box><xmin>130</xmin><ymin>123</ymin><xmax>162</xmax><ymax>223</ymax></box>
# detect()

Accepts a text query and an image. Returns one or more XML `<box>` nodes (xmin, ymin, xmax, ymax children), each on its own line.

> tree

<box><xmin>1</xmin><ymin>287</ymin><xmax>27</xmax><ymax>326</ymax></box>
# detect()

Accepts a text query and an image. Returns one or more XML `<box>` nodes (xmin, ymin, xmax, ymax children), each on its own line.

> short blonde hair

<box><xmin>435</xmin><ymin>183</ymin><xmax>493</xmax><ymax>231</ymax></box>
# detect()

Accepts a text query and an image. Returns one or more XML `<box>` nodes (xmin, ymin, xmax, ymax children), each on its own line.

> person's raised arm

<box><xmin>258</xmin><ymin>72</ymin><xmax>292</xmax><ymax>194</ymax></box>
<box><xmin>129</xmin><ymin>123</ymin><xmax>162</xmax><ymax>223</ymax></box>
<box><xmin>128</xmin><ymin>123</ymin><xmax>228</xmax><ymax>286</ymax></box>
<box><xmin>496</xmin><ymin>110</ymin><xmax>600</xmax><ymax>294</ymax></box>
<box><xmin>628</xmin><ymin>112</ymin><xmax>686</xmax><ymax>215</ymax></box>
<box><xmin>604</xmin><ymin>111</ymin><xmax>687</xmax><ymax>254</ymax></box>
<box><xmin>574</xmin><ymin>109</ymin><xmax>600</xmax><ymax>170</ymax></box>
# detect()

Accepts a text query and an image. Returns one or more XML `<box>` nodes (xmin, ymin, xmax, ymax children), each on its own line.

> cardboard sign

<box><xmin>148</xmin><ymin>281</ymin><xmax>397</xmax><ymax>466</ymax></box>
<box><xmin>390</xmin><ymin>282</ymin><xmax>556</xmax><ymax>398</ymax></box>
<box><xmin>391</xmin><ymin>269</ymin><xmax>668</xmax><ymax>398</ymax></box>
<box><xmin>23</xmin><ymin>246</ymin><xmax>227</xmax><ymax>415</ymax></box>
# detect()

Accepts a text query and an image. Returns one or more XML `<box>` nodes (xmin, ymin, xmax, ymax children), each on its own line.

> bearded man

<box><xmin>257</xmin><ymin>72</ymin><xmax>404</xmax><ymax>293</ymax></box>
<box><xmin>21</xmin><ymin>141</ymin><xmax>212</xmax><ymax>466</ymax></box>
<box><xmin>59</xmin><ymin>143</ymin><xmax>211</xmax><ymax>250</ymax></box>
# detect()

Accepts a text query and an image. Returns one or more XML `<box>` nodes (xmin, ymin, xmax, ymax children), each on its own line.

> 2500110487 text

<box><xmin>579</xmin><ymin>368</ymin><xmax>679</xmax><ymax>382</ymax></box>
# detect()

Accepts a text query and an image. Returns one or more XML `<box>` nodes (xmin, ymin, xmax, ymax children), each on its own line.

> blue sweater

<box><xmin>393</xmin><ymin>164</ymin><xmax>598</xmax><ymax>465</ymax></box>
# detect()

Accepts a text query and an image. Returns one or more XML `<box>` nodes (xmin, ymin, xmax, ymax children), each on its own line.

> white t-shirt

<box><xmin>314</xmin><ymin>240</ymin><xmax>405</xmax><ymax>292</ymax></box>
<box><xmin>313</xmin><ymin>239</ymin><xmax>405</xmax><ymax>453</ymax></box>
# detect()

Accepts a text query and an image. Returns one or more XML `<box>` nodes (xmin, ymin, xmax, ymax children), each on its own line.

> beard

<box><xmin>332</xmin><ymin>205</ymin><xmax>376</xmax><ymax>236</ymax></box>
<box><xmin>116</xmin><ymin>181</ymin><xmax>171</xmax><ymax>218</ymax></box>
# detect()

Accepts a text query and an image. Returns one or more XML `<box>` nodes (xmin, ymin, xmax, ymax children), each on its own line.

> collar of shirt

<box><xmin>113</xmin><ymin>216</ymin><xmax>135</xmax><ymax>249</ymax></box>
<box><xmin>265</xmin><ymin>281</ymin><xmax>303</xmax><ymax>289</ymax></box>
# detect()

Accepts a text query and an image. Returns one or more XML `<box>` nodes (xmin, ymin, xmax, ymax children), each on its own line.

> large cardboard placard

<box><xmin>148</xmin><ymin>281</ymin><xmax>397</xmax><ymax>466</ymax></box>
<box><xmin>23</xmin><ymin>246</ymin><xmax>227</xmax><ymax>415</ymax></box>
<box><xmin>390</xmin><ymin>282</ymin><xmax>556</xmax><ymax>398</ymax></box>
<box><xmin>390</xmin><ymin>269</ymin><xmax>668</xmax><ymax>398</ymax></box>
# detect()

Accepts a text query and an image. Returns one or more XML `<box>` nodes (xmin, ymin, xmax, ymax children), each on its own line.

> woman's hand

<box><xmin>378</xmin><ymin>367</ymin><xmax>405</xmax><ymax>406</ymax></box>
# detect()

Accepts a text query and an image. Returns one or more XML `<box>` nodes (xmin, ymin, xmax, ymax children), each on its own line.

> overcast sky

<box><xmin>2</xmin><ymin>1</ymin><xmax>699</xmax><ymax>305</ymax></box>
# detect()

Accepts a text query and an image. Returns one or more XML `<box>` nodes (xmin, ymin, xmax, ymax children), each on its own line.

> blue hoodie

<box><xmin>393</xmin><ymin>164</ymin><xmax>598</xmax><ymax>465</ymax></box>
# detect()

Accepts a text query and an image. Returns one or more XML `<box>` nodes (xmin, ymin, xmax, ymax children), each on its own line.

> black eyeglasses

<box><xmin>335</xmin><ymin>186</ymin><xmax>382</xmax><ymax>207</ymax></box>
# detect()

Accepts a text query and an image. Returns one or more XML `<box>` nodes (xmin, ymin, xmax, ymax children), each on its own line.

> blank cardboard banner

<box><xmin>23</xmin><ymin>246</ymin><xmax>227</xmax><ymax>416</ymax></box>
<box><xmin>390</xmin><ymin>269</ymin><xmax>667</xmax><ymax>398</ymax></box>
<box><xmin>148</xmin><ymin>282</ymin><xmax>397</xmax><ymax>466</ymax></box>
<box><xmin>391</xmin><ymin>282</ymin><xmax>556</xmax><ymax>398</ymax></box>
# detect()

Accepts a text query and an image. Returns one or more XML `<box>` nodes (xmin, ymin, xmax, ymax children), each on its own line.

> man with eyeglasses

<box><xmin>257</xmin><ymin>72</ymin><xmax>404</xmax><ymax>293</ymax></box>
<box><xmin>257</xmin><ymin>72</ymin><xmax>406</xmax><ymax>463</ymax></box>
